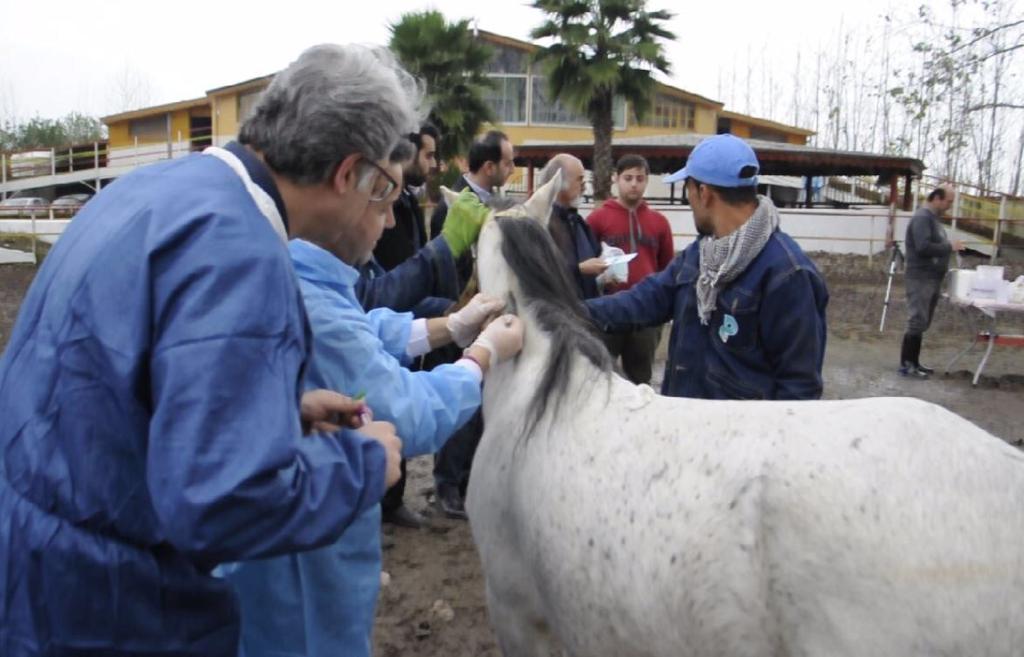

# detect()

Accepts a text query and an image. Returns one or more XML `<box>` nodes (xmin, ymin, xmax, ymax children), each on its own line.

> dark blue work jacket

<box><xmin>588</xmin><ymin>230</ymin><xmax>828</xmax><ymax>400</ymax></box>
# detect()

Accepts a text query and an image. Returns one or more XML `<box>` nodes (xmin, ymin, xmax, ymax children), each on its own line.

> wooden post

<box><xmin>992</xmin><ymin>196</ymin><xmax>1007</xmax><ymax>263</ymax></box>
<box><xmin>902</xmin><ymin>175</ymin><xmax>912</xmax><ymax>210</ymax></box>
<box><xmin>889</xmin><ymin>176</ymin><xmax>898</xmax><ymax>211</ymax></box>
<box><xmin>527</xmin><ymin>162</ymin><xmax>535</xmax><ymax>196</ymax></box>
<box><xmin>804</xmin><ymin>176</ymin><xmax>814</xmax><ymax>208</ymax></box>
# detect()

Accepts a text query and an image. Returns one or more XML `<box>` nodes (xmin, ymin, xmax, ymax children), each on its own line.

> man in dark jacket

<box><xmin>538</xmin><ymin>153</ymin><xmax>606</xmax><ymax>299</ymax></box>
<box><xmin>364</xmin><ymin>123</ymin><xmax>448</xmax><ymax>528</ymax></box>
<box><xmin>429</xmin><ymin>130</ymin><xmax>515</xmax><ymax>519</ymax></box>
<box><xmin>587</xmin><ymin>134</ymin><xmax>828</xmax><ymax>400</ymax></box>
<box><xmin>899</xmin><ymin>184</ymin><xmax>963</xmax><ymax>378</ymax></box>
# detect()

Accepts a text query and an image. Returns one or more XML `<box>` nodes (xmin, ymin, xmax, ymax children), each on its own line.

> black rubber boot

<box><xmin>899</xmin><ymin>333</ymin><xmax>914</xmax><ymax>367</ymax></box>
<box><xmin>915</xmin><ymin>336</ymin><xmax>935</xmax><ymax>374</ymax></box>
<box><xmin>899</xmin><ymin>334</ymin><xmax>929</xmax><ymax>378</ymax></box>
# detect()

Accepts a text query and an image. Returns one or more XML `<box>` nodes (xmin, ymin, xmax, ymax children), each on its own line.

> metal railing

<box><xmin>1</xmin><ymin>128</ymin><xmax>214</xmax><ymax>188</ymax></box>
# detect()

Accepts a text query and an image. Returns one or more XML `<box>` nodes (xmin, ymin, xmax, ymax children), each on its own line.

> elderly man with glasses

<box><xmin>0</xmin><ymin>44</ymin><xmax>419</xmax><ymax>657</ymax></box>
<box><xmin>224</xmin><ymin>135</ymin><xmax>524</xmax><ymax>656</ymax></box>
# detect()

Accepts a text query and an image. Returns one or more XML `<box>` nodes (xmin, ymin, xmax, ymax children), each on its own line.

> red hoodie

<box><xmin>586</xmin><ymin>199</ymin><xmax>675</xmax><ymax>292</ymax></box>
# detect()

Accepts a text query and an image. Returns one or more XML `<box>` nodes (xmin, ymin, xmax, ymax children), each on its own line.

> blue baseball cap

<box><xmin>663</xmin><ymin>134</ymin><xmax>760</xmax><ymax>187</ymax></box>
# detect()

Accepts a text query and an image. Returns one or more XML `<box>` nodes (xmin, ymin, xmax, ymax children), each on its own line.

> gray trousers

<box><xmin>905</xmin><ymin>274</ymin><xmax>943</xmax><ymax>336</ymax></box>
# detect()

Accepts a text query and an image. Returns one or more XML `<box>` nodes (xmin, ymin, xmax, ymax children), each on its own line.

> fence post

<box><xmin>868</xmin><ymin>213</ymin><xmax>875</xmax><ymax>265</ymax></box>
<box><xmin>992</xmin><ymin>196</ymin><xmax>1007</xmax><ymax>264</ymax></box>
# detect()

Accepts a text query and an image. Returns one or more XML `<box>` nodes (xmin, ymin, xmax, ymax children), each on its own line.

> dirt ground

<box><xmin>1</xmin><ymin>252</ymin><xmax>1023</xmax><ymax>656</ymax></box>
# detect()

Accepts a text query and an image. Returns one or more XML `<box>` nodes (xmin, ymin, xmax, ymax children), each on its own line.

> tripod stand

<box><xmin>878</xmin><ymin>241</ymin><xmax>904</xmax><ymax>332</ymax></box>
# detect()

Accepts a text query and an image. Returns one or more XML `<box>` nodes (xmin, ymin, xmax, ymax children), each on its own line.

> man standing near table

<box><xmin>900</xmin><ymin>183</ymin><xmax>964</xmax><ymax>378</ymax></box>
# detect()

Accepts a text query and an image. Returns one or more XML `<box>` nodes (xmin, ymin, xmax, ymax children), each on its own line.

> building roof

<box><xmin>515</xmin><ymin>133</ymin><xmax>925</xmax><ymax>178</ymax></box>
<box><xmin>205</xmin><ymin>74</ymin><xmax>275</xmax><ymax>96</ymax></box>
<box><xmin>719</xmin><ymin>110</ymin><xmax>816</xmax><ymax>137</ymax></box>
<box><xmin>102</xmin><ymin>97</ymin><xmax>209</xmax><ymax>124</ymax></box>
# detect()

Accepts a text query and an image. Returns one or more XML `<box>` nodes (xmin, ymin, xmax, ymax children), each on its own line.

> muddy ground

<box><xmin>1</xmin><ymin>251</ymin><xmax>1022</xmax><ymax>656</ymax></box>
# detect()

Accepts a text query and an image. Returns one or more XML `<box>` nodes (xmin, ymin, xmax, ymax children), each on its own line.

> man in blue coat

<box><xmin>0</xmin><ymin>43</ymin><xmax>416</xmax><ymax>657</ymax></box>
<box><xmin>225</xmin><ymin>147</ymin><xmax>524</xmax><ymax>656</ymax></box>
<box><xmin>586</xmin><ymin>134</ymin><xmax>828</xmax><ymax>400</ymax></box>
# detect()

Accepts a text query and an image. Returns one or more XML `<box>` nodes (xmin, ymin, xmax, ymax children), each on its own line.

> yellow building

<box><xmin>474</xmin><ymin>30</ymin><xmax>810</xmax><ymax>146</ymax></box>
<box><xmin>100</xmin><ymin>29</ymin><xmax>811</xmax><ymax>164</ymax></box>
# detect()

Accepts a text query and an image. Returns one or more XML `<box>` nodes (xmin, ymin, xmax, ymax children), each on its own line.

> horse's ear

<box><xmin>440</xmin><ymin>186</ymin><xmax>460</xmax><ymax>208</ymax></box>
<box><xmin>523</xmin><ymin>169</ymin><xmax>561</xmax><ymax>229</ymax></box>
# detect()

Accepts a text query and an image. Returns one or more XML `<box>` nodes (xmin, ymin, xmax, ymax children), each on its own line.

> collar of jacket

<box><xmin>289</xmin><ymin>238</ymin><xmax>359</xmax><ymax>290</ymax></box>
<box><xmin>224</xmin><ymin>141</ymin><xmax>289</xmax><ymax>231</ymax></box>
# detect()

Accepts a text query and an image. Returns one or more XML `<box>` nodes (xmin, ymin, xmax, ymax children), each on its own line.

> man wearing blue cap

<box><xmin>586</xmin><ymin>134</ymin><xmax>828</xmax><ymax>400</ymax></box>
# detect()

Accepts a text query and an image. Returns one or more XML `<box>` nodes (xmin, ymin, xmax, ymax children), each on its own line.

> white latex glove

<box><xmin>470</xmin><ymin>314</ymin><xmax>524</xmax><ymax>365</ymax></box>
<box><xmin>446</xmin><ymin>294</ymin><xmax>506</xmax><ymax>347</ymax></box>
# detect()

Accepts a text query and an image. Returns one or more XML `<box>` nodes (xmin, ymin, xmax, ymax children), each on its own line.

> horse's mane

<box><xmin>494</xmin><ymin>216</ymin><xmax>613</xmax><ymax>435</ymax></box>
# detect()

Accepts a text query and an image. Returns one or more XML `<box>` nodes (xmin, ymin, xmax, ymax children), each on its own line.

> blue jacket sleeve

<box><xmin>412</xmin><ymin>297</ymin><xmax>455</xmax><ymax>319</ymax></box>
<box><xmin>302</xmin><ymin>283</ymin><xmax>481</xmax><ymax>458</ymax></box>
<box><xmin>365</xmin><ymin>306</ymin><xmax>414</xmax><ymax>362</ymax></box>
<box><xmin>586</xmin><ymin>255</ymin><xmax>681</xmax><ymax>332</ymax></box>
<box><xmin>759</xmin><ymin>268</ymin><xmax>828</xmax><ymax>400</ymax></box>
<box><xmin>355</xmin><ymin>237</ymin><xmax>459</xmax><ymax>312</ymax></box>
<box><xmin>146</xmin><ymin>233</ymin><xmax>387</xmax><ymax>565</ymax></box>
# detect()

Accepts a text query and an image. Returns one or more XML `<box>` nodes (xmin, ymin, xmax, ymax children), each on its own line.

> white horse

<box><xmin>456</xmin><ymin>175</ymin><xmax>1024</xmax><ymax>657</ymax></box>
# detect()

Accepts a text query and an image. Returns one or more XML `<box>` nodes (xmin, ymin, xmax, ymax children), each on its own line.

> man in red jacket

<box><xmin>587</xmin><ymin>153</ymin><xmax>675</xmax><ymax>384</ymax></box>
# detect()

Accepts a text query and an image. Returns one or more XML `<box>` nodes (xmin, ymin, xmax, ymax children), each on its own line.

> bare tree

<box><xmin>108</xmin><ymin>64</ymin><xmax>154</xmax><ymax>113</ymax></box>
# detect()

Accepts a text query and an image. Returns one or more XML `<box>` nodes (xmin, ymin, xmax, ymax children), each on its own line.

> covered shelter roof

<box><xmin>514</xmin><ymin>133</ymin><xmax>924</xmax><ymax>179</ymax></box>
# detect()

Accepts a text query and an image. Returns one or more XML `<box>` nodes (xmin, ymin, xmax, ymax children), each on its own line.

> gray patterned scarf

<box><xmin>696</xmin><ymin>195</ymin><xmax>780</xmax><ymax>324</ymax></box>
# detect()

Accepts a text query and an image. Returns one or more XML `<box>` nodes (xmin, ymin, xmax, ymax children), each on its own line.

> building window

<box><xmin>484</xmin><ymin>43</ymin><xmax>528</xmax><ymax>74</ymax></box>
<box><xmin>639</xmin><ymin>94</ymin><xmax>695</xmax><ymax>130</ymax></box>
<box><xmin>748</xmin><ymin>127</ymin><xmax>788</xmax><ymax>143</ymax></box>
<box><xmin>484</xmin><ymin>75</ymin><xmax>528</xmax><ymax>124</ymax></box>
<box><xmin>528</xmin><ymin>77</ymin><xmax>627</xmax><ymax>128</ymax></box>
<box><xmin>129</xmin><ymin>115</ymin><xmax>167</xmax><ymax>141</ymax></box>
<box><xmin>237</xmin><ymin>89</ymin><xmax>265</xmax><ymax>123</ymax></box>
<box><xmin>530</xmin><ymin>77</ymin><xmax>587</xmax><ymax>126</ymax></box>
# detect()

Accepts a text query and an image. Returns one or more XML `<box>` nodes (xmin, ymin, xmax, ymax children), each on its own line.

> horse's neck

<box><xmin>482</xmin><ymin>322</ymin><xmax>608</xmax><ymax>434</ymax></box>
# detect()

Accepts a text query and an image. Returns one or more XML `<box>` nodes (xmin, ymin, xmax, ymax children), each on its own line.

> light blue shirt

<box><xmin>227</xmin><ymin>239</ymin><xmax>481</xmax><ymax>657</ymax></box>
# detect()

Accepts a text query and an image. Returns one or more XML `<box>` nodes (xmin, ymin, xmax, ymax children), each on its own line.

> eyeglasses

<box><xmin>360</xmin><ymin>158</ymin><xmax>400</xmax><ymax>202</ymax></box>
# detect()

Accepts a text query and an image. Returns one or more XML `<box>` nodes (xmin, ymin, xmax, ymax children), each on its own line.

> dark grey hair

<box><xmin>239</xmin><ymin>43</ymin><xmax>425</xmax><ymax>185</ymax></box>
<box><xmin>494</xmin><ymin>216</ymin><xmax>612</xmax><ymax>436</ymax></box>
<box><xmin>389</xmin><ymin>139</ymin><xmax>415</xmax><ymax>165</ymax></box>
<box><xmin>537</xmin><ymin>154</ymin><xmax>581</xmax><ymax>192</ymax></box>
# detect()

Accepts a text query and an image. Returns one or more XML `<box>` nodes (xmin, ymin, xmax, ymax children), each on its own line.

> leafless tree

<box><xmin>108</xmin><ymin>64</ymin><xmax>154</xmax><ymax>114</ymax></box>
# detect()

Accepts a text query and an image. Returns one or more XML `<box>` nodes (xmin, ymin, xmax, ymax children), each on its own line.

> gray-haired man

<box><xmin>539</xmin><ymin>153</ymin><xmax>606</xmax><ymax>299</ymax></box>
<box><xmin>0</xmin><ymin>43</ymin><xmax>418</xmax><ymax>657</ymax></box>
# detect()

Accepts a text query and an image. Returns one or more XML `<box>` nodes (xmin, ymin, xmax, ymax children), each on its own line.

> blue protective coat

<box><xmin>226</xmin><ymin>239</ymin><xmax>481</xmax><ymax>657</ymax></box>
<box><xmin>0</xmin><ymin>152</ymin><xmax>388</xmax><ymax>657</ymax></box>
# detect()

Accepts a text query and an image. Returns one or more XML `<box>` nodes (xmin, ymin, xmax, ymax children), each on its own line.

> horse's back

<box><xmin>474</xmin><ymin>380</ymin><xmax>1024</xmax><ymax>656</ymax></box>
<box><xmin>753</xmin><ymin>396</ymin><xmax>1024</xmax><ymax>655</ymax></box>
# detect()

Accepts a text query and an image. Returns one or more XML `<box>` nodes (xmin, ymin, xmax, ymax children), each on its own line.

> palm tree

<box><xmin>531</xmin><ymin>0</ymin><xmax>675</xmax><ymax>199</ymax></box>
<box><xmin>389</xmin><ymin>10</ymin><xmax>495</xmax><ymax>162</ymax></box>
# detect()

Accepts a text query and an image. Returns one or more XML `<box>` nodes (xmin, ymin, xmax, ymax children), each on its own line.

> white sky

<box><xmin>0</xmin><ymin>0</ymin><xmax>901</xmax><ymax>121</ymax></box>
